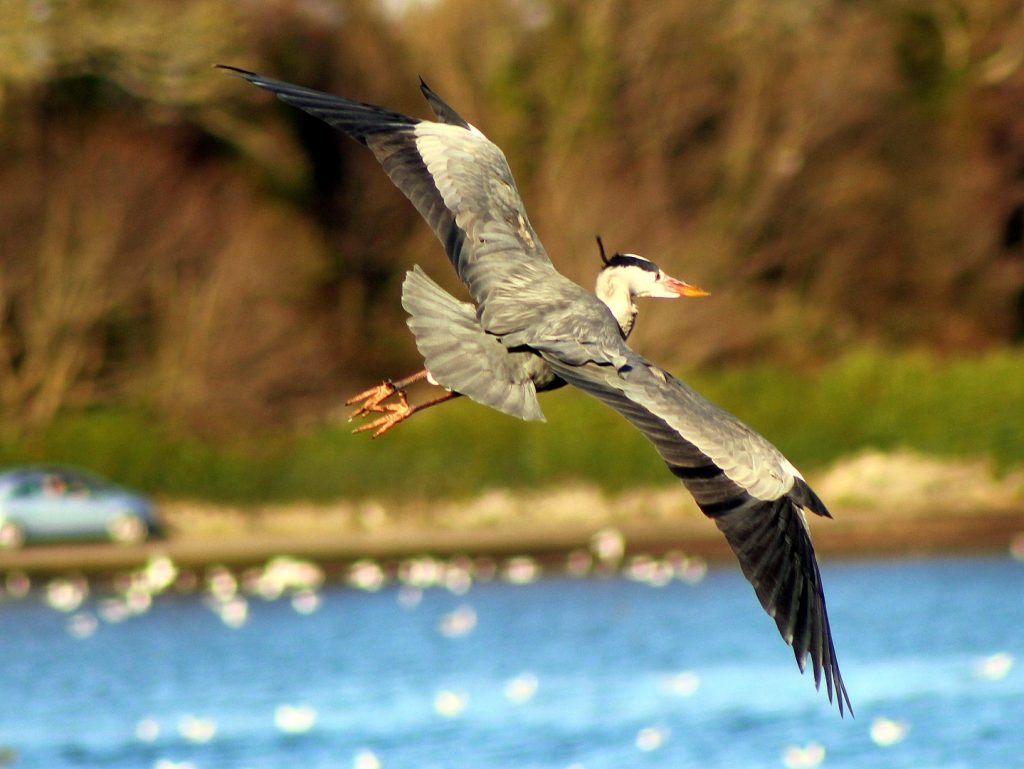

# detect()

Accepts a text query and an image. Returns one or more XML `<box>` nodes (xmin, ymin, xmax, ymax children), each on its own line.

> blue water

<box><xmin>2</xmin><ymin>557</ymin><xmax>1022</xmax><ymax>769</ymax></box>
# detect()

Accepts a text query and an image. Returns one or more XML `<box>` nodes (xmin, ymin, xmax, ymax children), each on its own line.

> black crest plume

<box><xmin>596</xmin><ymin>235</ymin><xmax>612</xmax><ymax>267</ymax></box>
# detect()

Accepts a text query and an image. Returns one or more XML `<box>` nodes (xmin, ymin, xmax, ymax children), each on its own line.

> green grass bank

<box><xmin>2</xmin><ymin>349</ymin><xmax>1022</xmax><ymax>504</ymax></box>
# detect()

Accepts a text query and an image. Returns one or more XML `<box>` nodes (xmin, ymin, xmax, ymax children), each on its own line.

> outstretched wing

<box><xmin>541</xmin><ymin>348</ymin><xmax>852</xmax><ymax>717</ymax></box>
<box><xmin>219</xmin><ymin>66</ymin><xmax>558</xmax><ymax>311</ymax></box>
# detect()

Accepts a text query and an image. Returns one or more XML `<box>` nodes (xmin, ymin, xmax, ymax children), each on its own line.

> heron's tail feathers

<box><xmin>402</xmin><ymin>266</ymin><xmax>545</xmax><ymax>422</ymax></box>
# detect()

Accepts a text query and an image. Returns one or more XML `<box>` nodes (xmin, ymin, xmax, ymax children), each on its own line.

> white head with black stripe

<box><xmin>593</xmin><ymin>236</ymin><xmax>708</xmax><ymax>339</ymax></box>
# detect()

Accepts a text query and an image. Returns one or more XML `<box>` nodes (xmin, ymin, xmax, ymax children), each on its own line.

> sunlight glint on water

<box><xmin>0</xmin><ymin>557</ymin><xmax>1021</xmax><ymax>769</ymax></box>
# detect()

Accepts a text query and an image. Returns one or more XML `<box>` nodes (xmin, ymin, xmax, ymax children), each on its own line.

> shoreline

<box><xmin>2</xmin><ymin>451</ymin><xmax>1022</xmax><ymax>577</ymax></box>
<box><xmin>1</xmin><ymin>506</ymin><xmax>1021</xmax><ymax>578</ymax></box>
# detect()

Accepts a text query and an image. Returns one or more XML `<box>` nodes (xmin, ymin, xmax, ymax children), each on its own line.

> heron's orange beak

<box><xmin>663</xmin><ymin>277</ymin><xmax>710</xmax><ymax>298</ymax></box>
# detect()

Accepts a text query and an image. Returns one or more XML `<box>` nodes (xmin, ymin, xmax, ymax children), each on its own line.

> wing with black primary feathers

<box><xmin>541</xmin><ymin>347</ymin><xmax>852</xmax><ymax>717</ymax></box>
<box><xmin>218</xmin><ymin>66</ymin><xmax>558</xmax><ymax>323</ymax></box>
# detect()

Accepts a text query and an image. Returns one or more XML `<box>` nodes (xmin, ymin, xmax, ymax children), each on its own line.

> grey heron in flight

<box><xmin>219</xmin><ymin>65</ymin><xmax>852</xmax><ymax>716</ymax></box>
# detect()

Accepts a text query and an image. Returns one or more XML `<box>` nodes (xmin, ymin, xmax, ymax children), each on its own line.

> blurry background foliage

<box><xmin>1</xmin><ymin>0</ymin><xmax>1023</xmax><ymax>498</ymax></box>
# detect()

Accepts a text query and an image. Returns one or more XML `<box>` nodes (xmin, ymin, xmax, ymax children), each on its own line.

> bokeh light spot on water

<box><xmin>869</xmin><ymin>717</ymin><xmax>910</xmax><ymax>747</ymax></box>
<box><xmin>624</xmin><ymin>555</ymin><xmax>675</xmax><ymax>587</ymax></box>
<box><xmin>274</xmin><ymin>704</ymin><xmax>317</xmax><ymax>734</ymax></box>
<box><xmin>635</xmin><ymin>724</ymin><xmax>670</xmax><ymax>751</ymax></box>
<box><xmin>142</xmin><ymin>556</ymin><xmax>179</xmax><ymax>592</ymax></box>
<box><xmin>675</xmin><ymin>555</ymin><xmax>708</xmax><ymax>585</ymax></box>
<box><xmin>126</xmin><ymin>587</ymin><xmax>153</xmax><ymax>616</ymax></box>
<box><xmin>213</xmin><ymin>596</ymin><xmax>248</xmax><ymax>628</ymax></box>
<box><xmin>973</xmin><ymin>651</ymin><xmax>1014</xmax><ymax>681</ymax></box>
<box><xmin>46</xmin><ymin>576</ymin><xmax>88</xmax><ymax>612</ymax></box>
<box><xmin>659</xmin><ymin>670</ymin><xmax>700</xmax><ymax>697</ymax></box>
<box><xmin>291</xmin><ymin>589</ymin><xmax>321</xmax><ymax>615</ymax></box>
<box><xmin>353</xmin><ymin>748</ymin><xmax>381</xmax><ymax>769</ymax></box>
<box><xmin>443</xmin><ymin>558</ymin><xmax>473</xmax><ymax>594</ymax></box>
<box><xmin>66</xmin><ymin>611</ymin><xmax>98</xmax><ymax>639</ymax></box>
<box><xmin>348</xmin><ymin>559</ymin><xmax>386</xmax><ymax>592</ymax></box>
<box><xmin>503</xmin><ymin>556</ymin><xmax>540</xmax><ymax>584</ymax></box>
<box><xmin>503</xmin><ymin>672</ymin><xmax>539</xmax><ymax>704</ymax></box>
<box><xmin>781</xmin><ymin>741</ymin><xmax>825</xmax><ymax>769</ymax></box>
<box><xmin>99</xmin><ymin>590</ymin><xmax>151</xmax><ymax>624</ymax></box>
<box><xmin>399</xmin><ymin>556</ymin><xmax>444</xmax><ymax>588</ymax></box>
<box><xmin>177</xmin><ymin>715</ymin><xmax>216</xmax><ymax>744</ymax></box>
<box><xmin>153</xmin><ymin>760</ymin><xmax>197</xmax><ymax>769</ymax></box>
<box><xmin>438</xmin><ymin>604</ymin><xmax>477</xmax><ymax>638</ymax></box>
<box><xmin>245</xmin><ymin>556</ymin><xmax>325</xmax><ymax>600</ymax></box>
<box><xmin>433</xmin><ymin>689</ymin><xmax>468</xmax><ymax>718</ymax></box>
<box><xmin>589</xmin><ymin>527</ymin><xmax>625</xmax><ymax>565</ymax></box>
<box><xmin>205</xmin><ymin>566</ymin><xmax>237</xmax><ymax>603</ymax></box>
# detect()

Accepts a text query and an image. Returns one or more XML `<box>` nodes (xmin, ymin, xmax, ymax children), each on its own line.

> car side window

<box><xmin>42</xmin><ymin>476</ymin><xmax>67</xmax><ymax>497</ymax></box>
<box><xmin>12</xmin><ymin>481</ymin><xmax>41</xmax><ymax>498</ymax></box>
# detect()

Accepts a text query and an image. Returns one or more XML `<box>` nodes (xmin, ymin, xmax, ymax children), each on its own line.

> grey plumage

<box><xmin>221</xmin><ymin>65</ymin><xmax>852</xmax><ymax>716</ymax></box>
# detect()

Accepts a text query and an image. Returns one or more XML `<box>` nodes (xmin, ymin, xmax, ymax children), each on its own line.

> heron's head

<box><xmin>593</xmin><ymin>237</ymin><xmax>708</xmax><ymax>338</ymax></box>
<box><xmin>596</xmin><ymin>252</ymin><xmax>709</xmax><ymax>300</ymax></box>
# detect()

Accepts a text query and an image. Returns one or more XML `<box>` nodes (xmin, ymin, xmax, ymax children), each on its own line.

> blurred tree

<box><xmin>1</xmin><ymin>0</ymin><xmax>1023</xmax><ymax>438</ymax></box>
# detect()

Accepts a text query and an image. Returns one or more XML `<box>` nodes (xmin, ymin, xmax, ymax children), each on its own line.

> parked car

<box><xmin>0</xmin><ymin>466</ymin><xmax>160</xmax><ymax>549</ymax></box>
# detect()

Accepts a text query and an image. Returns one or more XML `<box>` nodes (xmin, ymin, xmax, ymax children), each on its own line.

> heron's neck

<box><xmin>596</xmin><ymin>279</ymin><xmax>638</xmax><ymax>339</ymax></box>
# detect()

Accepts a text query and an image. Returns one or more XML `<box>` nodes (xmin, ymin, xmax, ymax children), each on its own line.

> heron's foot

<box><xmin>351</xmin><ymin>391</ymin><xmax>413</xmax><ymax>439</ymax></box>
<box><xmin>345</xmin><ymin>380</ymin><xmax>400</xmax><ymax>419</ymax></box>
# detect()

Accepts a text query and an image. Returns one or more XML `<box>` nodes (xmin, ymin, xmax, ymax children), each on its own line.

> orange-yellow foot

<box><xmin>345</xmin><ymin>380</ymin><xmax>400</xmax><ymax>419</ymax></box>
<box><xmin>351</xmin><ymin>391</ymin><xmax>414</xmax><ymax>438</ymax></box>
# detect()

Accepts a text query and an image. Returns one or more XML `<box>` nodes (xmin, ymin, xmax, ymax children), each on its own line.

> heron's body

<box><xmin>221</xmin><ymin>65</ymin><xmax>852</xmax><ymax>716</ymax></box>
<box><xmin>401</xmin><ymin>244</ymin><xmax>673</xmax><ymax>421</ymax></box>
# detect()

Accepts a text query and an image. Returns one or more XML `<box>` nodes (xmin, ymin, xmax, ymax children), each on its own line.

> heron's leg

<box><xmin>345</xmin><ymin>369</ymin><xmax>430</xmax><ymax>418</ymax></box>
<box><xmin>353</xmin><ymin>390</ymin><xmax>462</xmax><ymax>438</ymax></box>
